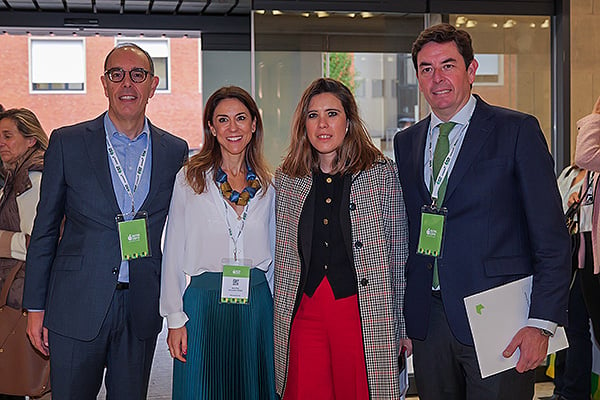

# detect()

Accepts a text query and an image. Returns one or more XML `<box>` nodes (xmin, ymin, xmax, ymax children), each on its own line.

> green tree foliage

<box><xmin>324</xmin><ymin>53</ymin><xmax>357</xmax><ymax>94</ymax></box>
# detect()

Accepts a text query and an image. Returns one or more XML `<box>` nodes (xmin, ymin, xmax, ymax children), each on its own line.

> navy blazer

<box><xmin>23</xmin><ymin>114</ymin><xmax>188</xmax><ymax>341</ymax></box>
<box><xmin>394</xmin><ymin>96</ymin><xmax>570</xmax><ymax>345</ymax></box>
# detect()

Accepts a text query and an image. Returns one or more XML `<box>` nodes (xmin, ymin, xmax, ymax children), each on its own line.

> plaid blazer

<box><xmin>274</xmin><ymin>158</ymin><xmax>408</xmax><ymax>399</ymax></box>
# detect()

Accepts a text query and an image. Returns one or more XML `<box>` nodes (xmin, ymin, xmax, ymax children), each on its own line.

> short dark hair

<box><xmin>412</xmin><ymin>23</ymin><xmax>474</xmax><ymax>73</ymax></box>
<box><xmin>103</xmin><ymin>42</ymin><xmax>155</xmax><ymax>75</ymax></box>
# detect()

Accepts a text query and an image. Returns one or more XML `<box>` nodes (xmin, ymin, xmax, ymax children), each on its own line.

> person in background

<box><xmin>160</xmin><ymin>86</ymin><xmax>276</xmax><ymax>400</ymax></box>
<box><xmin>545</xmin><ymin>163</ymin><xmax>597</xmax><ymax>400</ymax></box>
<box><xmin>574</xmin><ymin>95</ymin><xmax>600</xmax><ymax>375</ymax></box>
<box><xmin>22</xmin><ymin>43</ymin><xmax>188</xmax><ymax>399</ymax></box>
<box><xmin>394</xmin><ymin>23</ymin><xmax>570</xmax><ymax>399</ymax></box>
<box><xmin>575</xmin><ymin>96</ymin><xmax>600</xmax><ymax>278</ymax></box>
<box><xmin>274</xmin><ymin>77</ymin><xmax>410</xmax><ymax>400</ymax></box>
<box><xmin>0</xmin><ymin>108</ymin><xmax>48</xmax><ymax>400</ymax></box>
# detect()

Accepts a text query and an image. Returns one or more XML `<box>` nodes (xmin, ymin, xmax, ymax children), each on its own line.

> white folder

<box><xmin>463</xmin><ymin>275</ymin><xmax>569</xmax><ymax>378</ymax></box>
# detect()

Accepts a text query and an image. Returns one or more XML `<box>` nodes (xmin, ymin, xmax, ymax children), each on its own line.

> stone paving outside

<box><xmin>36</xmin><ymin>320</ymin><xmax>555</xmax><ymax>399</ymax></box>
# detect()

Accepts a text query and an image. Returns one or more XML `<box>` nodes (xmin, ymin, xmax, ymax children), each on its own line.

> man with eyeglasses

<box><xmin>23</xmin><ymin>43</ymin><xmax>188</xmax><ymax>399</ymax></box>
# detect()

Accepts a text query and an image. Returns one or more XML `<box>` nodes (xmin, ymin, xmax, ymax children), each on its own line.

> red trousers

<box><xmin>283</xmin><ymin>278</ymin><xmax>369</xmax><ymax>400</ymax></box>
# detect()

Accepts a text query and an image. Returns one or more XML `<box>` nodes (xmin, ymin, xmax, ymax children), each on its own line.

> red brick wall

<box><xmin>0</xmin><ymin>35</ymin><xmax>203</xmax><ymax>148</ymax></box>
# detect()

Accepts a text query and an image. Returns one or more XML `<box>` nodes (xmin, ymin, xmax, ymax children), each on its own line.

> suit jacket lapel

<box><xmin>340</xmin><ymin>174</ymin><xmax>354</xmax><ymax>264</ymax></box>
<box><xmin>444</xmin><ymin>96</ymin><xmax>495</xmax><ymax>202</ymax></box>
<box><xmin>414</xmin><ymin>117</ymin><xmax>432</xmax><ymax>204</ymax></box>
<box><xmin>298</xmin><ymin>177</ymin><xmax>315</xmax><ymax>279</ymax></box>
<box><xmin>139</xmin><ymin>123</ymin><xmax>165</xmax><ymax>212</ymax></box>
<box><xmin>83</xmin><ymin>114</ymin><xmax>120</xmax><ymax>215</ymax></box>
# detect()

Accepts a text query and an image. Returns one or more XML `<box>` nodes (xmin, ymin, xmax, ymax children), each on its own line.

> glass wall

<box><xmin>252</xmin><ymin>12</ymin><xmax>552</xmax><ymax>167</ymax></box>
<box><xmin>351</xmin><ymin>52</ymin><xmax>418</xmax><ymax>159</ymax></box>
<box><xmin>253</xmin><ymin>11</ymin><xmax>423</xmax><ymax>166</ymax></box>
<box><xmin>254</xmin><ymin>51</ymin><xmax>322</xmax><ymax>166</ymax></box>
<box><xmin>449</xmin><ymin>15</ymin><xmax>552</xmax><ymax>145</ymax></box>
<box><xmin>3</xmin><ymin>11</ymin><xmax>551</xmax><ymax>165</ymax></box>
<box><xmin>202</xmin><ymin>50</ymin><xmax>252</xmax><ymax>101</ymax></box>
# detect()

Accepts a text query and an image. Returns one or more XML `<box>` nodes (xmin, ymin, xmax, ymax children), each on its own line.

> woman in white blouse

<box><xmin>160</xmin><ymin>86</ymin><xmax>276</xmax><ymax>400</ymax></box>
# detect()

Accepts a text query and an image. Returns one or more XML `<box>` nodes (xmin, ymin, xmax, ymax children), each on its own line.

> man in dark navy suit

<box><xmin>394</xmin><ymin>23</ymin><xmax>570</xmax><ymax>399</ymax></box>
<box><xmin>23</xmin><ymin>43</ymin><xmax>188</xmax><ymax>399</ymax></box>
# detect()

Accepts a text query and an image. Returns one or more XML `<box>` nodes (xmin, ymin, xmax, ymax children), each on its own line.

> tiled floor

<box><xmin>37</xmin><ymin>322</ymin><xmax>556</xmax><ymax>399</ymax></box>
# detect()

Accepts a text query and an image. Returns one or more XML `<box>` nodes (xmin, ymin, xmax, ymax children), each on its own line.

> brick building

<box><xmin>0</xmin><ymin>34</ymin><xmax>203</xmax><ymax>149</ymax></box>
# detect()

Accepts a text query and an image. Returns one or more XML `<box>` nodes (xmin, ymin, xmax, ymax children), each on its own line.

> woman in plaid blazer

<box><xmin>274</xmin><ymin>78</ymin><xmax>410</xmax><ymax>399</ymax></box>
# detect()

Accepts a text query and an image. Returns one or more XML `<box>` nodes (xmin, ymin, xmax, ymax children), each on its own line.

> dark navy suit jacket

<box><xmin>394</xmin><ymin>95</ymin><xmax>570</xmax><ymax>345</ymax></box>
<box><xmin>23</xmin><ymin>113</ymin><xmax>188</xmax><ymax>341</ymax></box>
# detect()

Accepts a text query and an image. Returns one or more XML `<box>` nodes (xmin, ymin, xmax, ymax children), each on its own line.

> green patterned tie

<box><xmin>432</xmin><ymin>121</ymin><xmax>456</xmax><ymax>288</ymax></box>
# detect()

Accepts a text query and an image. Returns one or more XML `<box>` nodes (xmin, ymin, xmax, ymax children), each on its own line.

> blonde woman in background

<box><xmin>0</xmin><ymin>108</ymin><xmax>48</xmax><ymax>400</ymax></box>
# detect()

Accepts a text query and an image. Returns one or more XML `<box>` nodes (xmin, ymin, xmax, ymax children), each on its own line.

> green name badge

<box><xmin>417</xmin><ymin>208</ymin><xmax>446</xmax><ymax>257</ymax></box>
<box><xmin>117</xmin><ymin>217</ymin><xmax>150</xmax><ymax>260</ymax></box>
<box><xmin>221</xmin><ymin>264</ymin><xmax>251</xmax><ymax>304</ymax></box>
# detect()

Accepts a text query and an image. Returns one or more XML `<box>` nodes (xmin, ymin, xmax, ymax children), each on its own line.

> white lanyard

<box><xmin>106</xmin><ymin>132</ymin><xmax>149</xmax><ymax>213</ymax></box>
<box><xmin>221</xmin><ymin>198</ymin><xmax>248</xmax><ymax>262</ymax></box>
<box><xmin>428</xmin><ymin>122</ymin><xmax>469</xmax><ymax>205</ymax></box>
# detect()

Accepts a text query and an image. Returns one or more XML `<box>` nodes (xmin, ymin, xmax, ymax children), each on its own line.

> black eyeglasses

<box><xmin>104</xmin><ymin>67</ymin><xmax>152</xmax><ymax>83</ymax></box>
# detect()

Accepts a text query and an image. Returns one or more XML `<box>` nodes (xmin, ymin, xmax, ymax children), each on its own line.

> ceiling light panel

<box><xmin>95</xmin><ymin>0</ymin><xmax>122</xmax><ymax>12</ymax></box>
<box><xmin>6</xmin><ymin>0</ymin><xmax>38</xmax><ymax>10</ymax></box>
<box><xmin>123</xmin><ymin>0</ymin><xmax>150</xmax><ymax>12</ymax></box>
<box><xmin>177</xmin><ymin>0</ymin><xmax>208</xmax><ymax>13</ymax></box>
<box><xmin>204</xmin><ymin>0</ymin><xmax>238</xmax><ymax>14</ymax></box>
<box><xmin>66</xmin><ymin>0</ymin><xmax>94</xmax><ymax>12</ymax></box>
<box><xmin>36</xmin><ymin>0</ymin><xmax>66</xmax><ymax>11</ymax></box>
<box><xmin>151</xmin><ymin>1</ymin><xmax>179</xmax><ymax>13</ymax></box>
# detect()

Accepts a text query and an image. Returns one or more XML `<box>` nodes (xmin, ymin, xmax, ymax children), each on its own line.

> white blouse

<box><xmin>0</xmin><ymin>171</ymin><xmax>42</xmax><ymax>261</ymax></box>
<box><xmin>160</xmin><ymin>168</ymin><xmax>275</xmax><ymax>329</ymax></box>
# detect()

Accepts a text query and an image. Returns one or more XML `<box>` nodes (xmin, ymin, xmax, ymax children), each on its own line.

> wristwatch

<box><xmin>539</xmin><ymin>328</ymin><xmax>553</xmax><ymax>337</ymax></box>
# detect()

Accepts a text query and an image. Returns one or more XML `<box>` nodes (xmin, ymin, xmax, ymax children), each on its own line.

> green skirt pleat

<box><xmin>172</xmin><ymin>269</ymin><xmax>277</xmax><ymax>400</ymax></box>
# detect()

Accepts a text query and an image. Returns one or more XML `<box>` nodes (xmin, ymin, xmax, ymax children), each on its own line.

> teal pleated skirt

<box><xmin>173</xmin><ymin>269</ymin><xmax>277</xmax><ymax>400</ymax></box>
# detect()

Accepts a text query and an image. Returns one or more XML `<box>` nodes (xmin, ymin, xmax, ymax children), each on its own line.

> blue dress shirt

<box><xmin>104</xmin><ymin>113</ymin><xmax>152</xmax><ymax>283</ymax></box>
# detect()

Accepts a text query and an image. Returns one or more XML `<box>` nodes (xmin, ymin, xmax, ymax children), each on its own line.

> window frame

<box><xmin>29</xmin><ymin>37</ymin><xmax>87</xmax><ymax>94</ymax></box>
<box><xmin>473</xmin><ymin>54</ymin><xmax>505</xmax><ymax>87</ymax></box>
<box><xmin>116</xmin><ymin>37</ymin><xmax>172</xmax><ymax>93</ymax></box>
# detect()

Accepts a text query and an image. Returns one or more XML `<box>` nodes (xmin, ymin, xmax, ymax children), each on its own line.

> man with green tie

<box><xmin>394</xmin><ymin>23</ymin><xmax>570</xmax><ymax>400</ymax></box>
